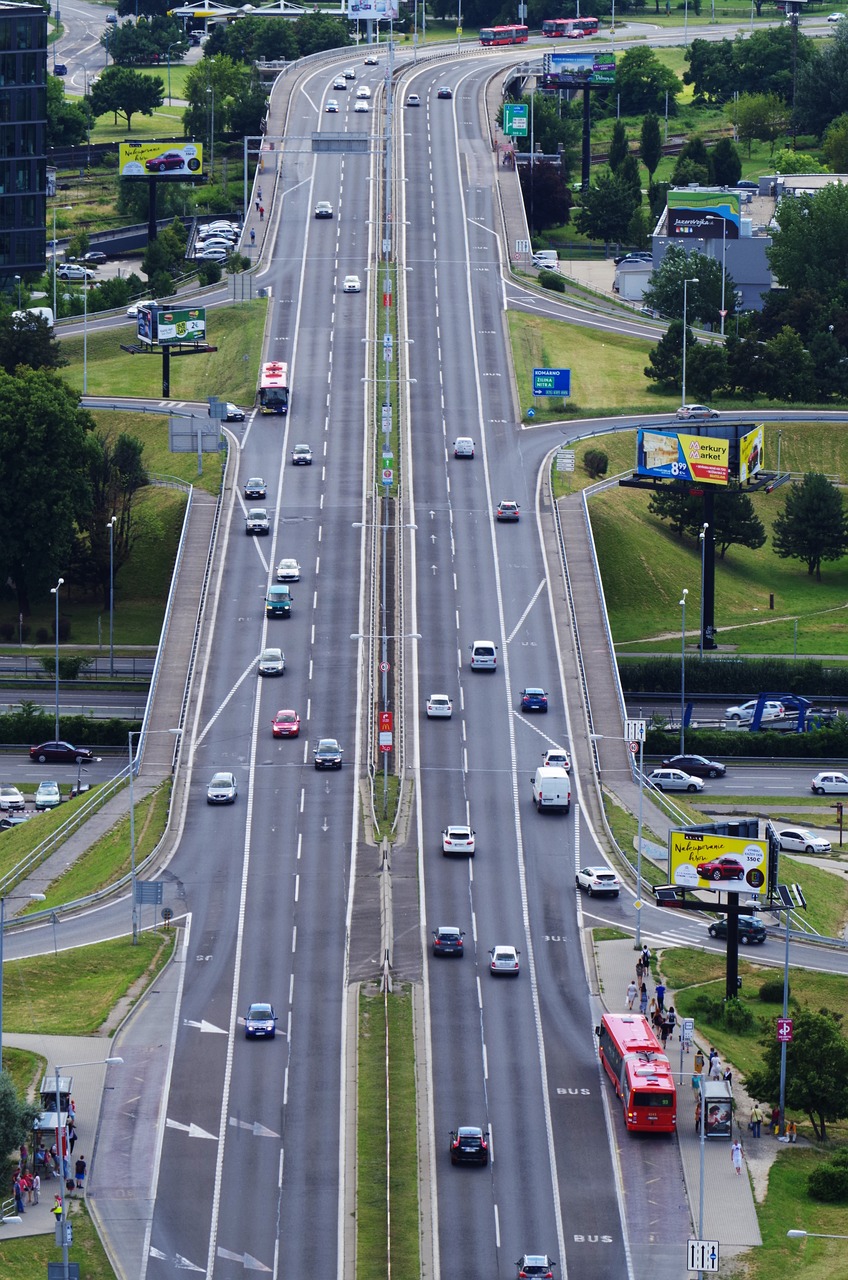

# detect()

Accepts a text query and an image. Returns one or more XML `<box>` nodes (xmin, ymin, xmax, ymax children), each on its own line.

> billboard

<box><xmin>637</xmin><ymin>430</ymin><xmax>729</xmax><ymax>485</ymax></box>
<box><xmin>119</xmin><ymin>141</ymin><xmax>203</xmax><ymax>178</ymax></box>
<box><xmin>137</xmin><ymin>306</ymin><xmax>207</xmax><ymax>346</ymax></box>
<box><xmin>667</xmin><ymin>190</ymin><xmax>740</xmax><ymax>240</ymax></box>
<box><xmin>546</xmin><ymin>51</ymin><xmax>616</xmax><ymax>86</ymax></box>
<box><xmin>739</xmin><ymin>425</ymin><xmax>764</xmax><ymax>483</ymax></box>
<box><xmin>669</xmin><ymin>831</ymin><xmax>768</xmax><ymax>895</ymax></box>
<box><xmin>348</xmin><ymin>0</ymin><xmax>398</xmax><ymax>16</ymax></box>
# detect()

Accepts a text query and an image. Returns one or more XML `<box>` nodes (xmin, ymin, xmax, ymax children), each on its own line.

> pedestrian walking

<box><xmin>626</xmin><ymin>980</ymin><xmax>638</xmax><ymax>1010</ymax></box>
<box><xmin>731</xmin><ymin>1140</ymin><xmax>744</xmax><ymax>1175</ymax></box>
<box><xmin>691</xmin><ymin>1071</ymin><xmax>702</xmax><ymax>1097</ymax></box>
<box><xmin>639</xmin><ymin>982</ymin><xmax>648</xmax><ymax>1015</ymax></box>
<box><xmin>250</xmin><ymin>228</ymin><xmax>256</xmax><ymax>246</ymax></box>
<box><xmin>255</xmin><ymin>198</ymin><xmax>260</xmax><ymax>212</ymax></box>
<box><xmin>75</xmin><ymin>1156</ymin><xmax>87</xmax><ymax>1191</ymax></box>
<box><xmin>635</xmin><ymin>958</ymin><xmax>644</xmax><ymax>984</ymax></box>
<box><xmin>641</xmin><ymin>946</ymin><xmax>651</xmax><ymax>973</ymax></box>
<box><xmin>32</xmin><ymin>1172</ymin><xmax>40</xmax><ymax>1204</ymax></box>
<box><xmin>13</xmin><ymin>1176</ymin><xmax>25</xmax><ymax>1213</ymax></box>
<box><xmin>51</xmin><ymin>1194</ymin><xmax>63</xmax><ymax>1217</ymax></box>
<box><xmin>257</xmin><ymin>186</ymin><xmax>262</xmax><ymax>201</ymax></box>
<box><xmin>660</xmin><ymin>1015</ymin><xmax>671</xmax><ymax>1049</ymax></box>
<box><xmin>67</xmin><ymin>1121</ymin><xmax>77</xmax><ymax>1154</ymax></box>
<box><xmin>708</xmin><ymin>1046</ymin><xmax>718</xmax><ymax>1074</ymax></box>
<box><xmin>259</xmin><ymin>205</ymin><xmax>265</xmax><ymax>221</ymax></box>
<box><xmin>723</xmin><ymin>1065</ymin><xmax>733</xmax><ymax>1086</ymax></box>
<box><xmin>709</xmin><ymin>1055</ymin><xmax>722</xmax><ymax>1081</ymax></box>
<box><xmin>750</xmin><ymin>1102</ymin><xmax>764</xmax><ymax>1138</ymax></box>
<box><xmin>694</xmin><ymin>1048</ymin><xmax>705</xmax><ymax>1075</ymax></box>
<box><xmin>655</xmin><ymin>980</ymin><xmax>666</xmax><ymax>1012</ymax></box>
<box><xmin>666</xmin><ymin>1006</ymin><xmax>677</xmax><ymax>1041</ymax></box>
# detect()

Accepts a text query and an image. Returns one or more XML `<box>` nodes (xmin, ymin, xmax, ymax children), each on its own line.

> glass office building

<box><xmin>0</xmin><ymin>2</ymin><xmax>47</xmax><ymax>279</ymax></box>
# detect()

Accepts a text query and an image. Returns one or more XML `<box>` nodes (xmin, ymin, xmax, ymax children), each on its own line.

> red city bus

<box><xmin>541</xmin><ymin>18</ymin><xmax>569</xmax><ymax>36</ymax></box>
<box><xmin>596</xmin><ymin>1014</ymin><xmax>677</xmax><ymax>1133</ymax></box>
<box><xmin>258</xmin><ymin>361</ymin><xmax>289</xmax><ymax>414</ymax></box>
<box><xmin>480</xmin><ymin>24</ymin><xmax>529</xmax><ymax>45</ymax></box>
<box><xmin>542</xmin><ymin>16</ymin><xmax>600</xmax><ymax>37</ymax></box>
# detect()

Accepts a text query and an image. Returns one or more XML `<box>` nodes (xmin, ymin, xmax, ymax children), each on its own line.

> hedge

<box><xmin>619</xmin><ymin>656</ymin><xmax>848</xmax><ymax>698</ymax></box>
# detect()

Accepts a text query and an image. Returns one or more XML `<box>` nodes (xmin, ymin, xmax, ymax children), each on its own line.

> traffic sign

<box><xmin>625</xmin><ymin>718</ymin><xmax>647</xmax><ymax>742</ymax></box>
<box><xmin>382</xmin><ymin>468</ymin><xmax>393</xmax><ymax>484</ymax></box>
<box><xmin>379</xmin><ymin>711</ymin><xmax>393</xmax><ymax>733</ymax></box>
<box><xmin>629</xmin><ymin>741</ymin><xmax>639</xmax><ymax>755</ymax></box>
<box><xmin>556</xmin><ymin>449</ymin><xmax>575</xmax><ymax>472</ymax></box>
<box><xmin>777</xmin><ymin>1017</ymin><xmax>793</xmax><ymax>1042</ymax></box>
<box><xmin>379</xmin><ymin>660</ymin><xmax>390</xmax><ymax>673</ymax></box>
<box><xmin>503</xmin><ymin>103</ymin><xmax>528</xmax><ymax>137</ymax></box>
<box><xmin>687</xmin><ymin>1240</ymin><xmax>719</xmax><ymax>1273</ymax></box>
<box><xmin>533</xmin><ymin>367</ymin><xmax>571</xmax><ymax>397</ymax></box>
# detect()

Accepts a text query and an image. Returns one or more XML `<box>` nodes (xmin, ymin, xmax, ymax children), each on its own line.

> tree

<box><xmin>0</xmin><ymin>369</ymin><xmax>95</xmax><ymax>614</ymax></box>
<box><xmin>0</xmin><ymin>313</ymin><xmax>67</xmax><ymax>374</ymax></box>
<box><xmin>608</xmin><ymin>119</ymin><xmax>629</xmax><ymax>173</ymax></box>
<box><xmin>733</xmin><ymin>92</ymin><xmax>788</xmax><ymax>158</ymax></box>
<box><xmin>708</xmin><ymin>138</ymin><xmax>742</xmax><ymax>187</ymax></box>
<box><xmin>46</xmin><ymin>75</ymin><xmax>91</xmax><ymax>148</ymax></box>
<box><xmin>710</xmin><ymin>485</ymin><xmax>766</xmax><ymax>559</ymax></box>
<box><xmin>768</xmin><ymin>183</ymin><xmax>848</xmax><ymax>298</ymax></box>
<box><xmin>574</xmin><ymin>169</ymin><xmax>639</xmax><ymax>245</ymax></box>
<box><xmin>103</xmin><ymin>15</ymin><xmax>187</xmax><ymax>67</ymax></box>
<box><xmin>671</xmin><ymin>135</ymin><xmax>710</xmax><ymax>188</ymax></box>
<box><xmin>759</xmin><ymin>326</ymin><xmax>816</xmax><ymax>402</ymax></box>
<box><xmin>615</xmin><ymin>46</ymin><xmax>681</xmax><ymax>116</ymax></box>
<box><xmin>82</xmin><ymin>433</ymin><xmax>148</xmax><ymax>609</ymax></box>
<box><xmin>772</xmin><ymin>473</ymin><xmax>848</xmax><ymax>580</ymax></box>
<box><xmin>822</xmin><ymin>114</ymin><xmax>848</xmax><ymax>175</ymax></box>
<box><xmin>684</xmin><ymin>341</ymin><xmax>728</xmax><ymax>403</ymax></box>
<box><xmin>684</xmin><ymin>38</ymin><xmax>736</xmax><ymax>103</ymax></box>
<box><xmin>746</xmin><ymin>1009</ymin><xmax>848</xmax><ymax>1141</ymax></box>
<box><xmin>642</xmin><ymin>244</ymin><xmax>733</xmax><ymax>330</ymax></box>
<box><xmin>519</xmin><ymin>161</ymin><xmax>572</xmax><ymax>232</ymax></box>
<box><xmin>229</xmin><ymin>78</ymin><xmax>269</xmax><ymax>141</ymax></box>
<box><xmin>0</xmin><ymin>1072</ymin><xmax>39</xmax><ymax>1163</ymax></box>
<box><xmin>89</xmin><ymin>65</ymin><xmax>163</xmax><ymax>130</ymax></box>
<box><xmin>203</xmin><ymin>14</ymin><xmax>298</xmax><ymax>63</ymax></box>
<box><xmin>640</xmin><ymin>112</ymin><xmax>662</xmax><ymax>178</ymax></box>
<box><xmin>648</xmin><ymin>483</ymin><xmax>701</xmax><ymax>535</ymax></box>
<box><xmin>795</xmin><ymin>24</ymin><xmax>848</xmax><ymax>136</ymax></box>
<box><xmin>644</xmin><ymin>319</ymin><xmax>686</xmax><ymax>390</ymax></box>
<box><xmin>181</xmin><ymin>55</ymin><xmax>250</xmax><ymax>143</ymax></box>
<box><xmin>618</xmin><ymin>153</ymin><xmax>642</xmax><ymax>204</ymax></box>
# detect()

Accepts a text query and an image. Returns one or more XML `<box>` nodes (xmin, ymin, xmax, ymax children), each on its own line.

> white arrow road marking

<box><xmin>217</xmin><ymin>1247</ymin><xmax>272</xmax><ymax>1271</ymax></box>
<box><xmin>228</xmin><ymin>1117</ymin><xmax>279</xmax><ymax>1138</ymax></box>
<box><xmin>183</xmin><ymin>1019</ymin><xmax>228</xmax><ymax>1034</ymax></box>
<box><xmin>165</xmin><ymin>1119</ymin><xmax>218</xmax><ymax>1139</ymax></box>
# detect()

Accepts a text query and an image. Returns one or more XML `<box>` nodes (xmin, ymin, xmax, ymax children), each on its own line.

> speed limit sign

<box><xmin>629</xmin><ymin>741</ymin><xmax>639</xmax><ymax>755</ymax></box>
<box><xmin>379</xmin><ymin>660</ymin><xmax>390</xmax><ymax>673</ymax></box>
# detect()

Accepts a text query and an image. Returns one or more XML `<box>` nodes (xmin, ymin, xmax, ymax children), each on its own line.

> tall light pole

<box><xmin>83</xmin><ymin>265</ymin><xmax>88</xmax><ymax>394</ymax></box>
<box><xmin>679</xmin><ymin>589</ymin><xmax>688</xmax><ymax>754</ymax></box>
<box><xmin>720</xmin><ymin>217</ymin><xmax>727</xmax><ymax>337</ymax></box>
<box><xmin>107</xmin><ymin>515</ymin><xmax>117</xmax><ymax>677</ymax></box>
<box><xmin>129</xmin><ymin>730</ymin><xmax>139</xmax><ymax>944</ymax></box>
<box><xmin>0</xmin><ymin>892</ymin><xmax>46</xmax><ymax>1061</ymax></box>
<box><xmin>51</xmin><ymin>577</ymin><xmax>64</xmax><ymax>739</ymax></box>
<box><xmin>51</xmin><ymin>205</ymin><xmax>72</xmax><ymax>321</ymax></box>
<box><xmin>699</xmin><ymin>523</ymin><xmax>709</xmax><ymax>658</ymax></box>
<box><xmin>54</xmin><ymin>1056</ymin><xmax>122</xmax><ymax>1280</ymax></box>
<box><xmin>592</xmin><ymin>728</ymin><xmax>645</xmax><ymax>947</ymax></box>
<box><xmin>681</xmin><ymin>276</ymin><xmax>699</xmax><ymax>406</ymax></box>
<box><xmin>788</xmin><ymin>1230</ymin><xmax>848</xmax><ymax>1241</ymax></box>
<box><xmin>206</xmin><ymin>85</ymin><xmax>214</xmax><ymax>181</ymax></box>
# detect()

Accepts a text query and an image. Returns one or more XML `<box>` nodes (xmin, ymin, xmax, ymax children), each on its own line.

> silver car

<box><xmin>489</xmin><ymin>945</ymin><xmax>520</xmax><ymax>975</ymax></box>
<box><xmin>35</xmin><ymin>780</ymin><xmax>61</xmax><ymax>810</ymax></box>
<box><xmin>647</xmin><ymin>768</ymin><xmax>704</xmax><ymax>793</ymax></box>
<box><xmin>206</xmin><ymin>772</ymin><xmax>238</xmax><ymax>805</ymax></box>
<box><xmin>258</xmin><ymin>647</ymin><xmax>285</xmax><ymax>676</ymax></box>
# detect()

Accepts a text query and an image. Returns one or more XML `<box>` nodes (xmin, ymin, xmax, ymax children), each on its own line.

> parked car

<box><xmin>811</xmin><ymin>771</ymin><xmax>848</xmax><ymax>794</ymax></box>
<box><xmin>426</xmin><ymin>693</ymin><xmax>452</xmax><ymax>718</ymax></box>
<box><xmin>450</xmin><ymin>1125</ymin><xmax>489</xmax><ymax>1164</ymax></box>
<box><xmin>489</xmin><ymin>944</ymin><xmax>520</xmax><ymax>975</ymax></box>
<box><xmin>0</xmin><ymin>786</ymin><xmax>25</xmax><ymax>810</ymax></box>
<box><xmin>708</xmin><ymin>916</ymin><xmax>766</xmax><ymax>944</ymax></box>
<box><xmin>675</xmin><ymin>404</ymin><xmax>720</xmax><ymax>420</ymax></box>
<box><xmin>313</xmin><ymin>738</ymin><xmax>343</xmax><ymax>769</ymax></box>
<box><xmin>34</xmin><ymin>781</ymin><xmax>61</xmax><ymax>810</ymax></box>
<box><xmin>661</xmin><ymin>753</ymin><xmax>726</xmax><ymax>779</ymax></box>
<box><xmin>58</xmin><ymin>264</ymin><xmax>96</xmax><ymax>281</ymax></box>
<box><xmin>442</xmin><ymin>825</ymin><xmax>475</xmax><ymax>856</ymax></box>
<box><xmin>30</xmin><ymin>741</ymin><xmax>93</xmax><ymax>764</ymax></box>
<box><xmin>575</xmin><ymin>866</ymin><xmax>621</xmax><ymax>897</ymax></box>
<box><xmin>271</xmin><ymin>709</ymin><xmax>300</xmax><ymax>738</ymax></box>
<box><xmin>244</xmin><ymin>1002</ymin><xmax>277</xmax><ymax>1038</ymax></box>
<box><xmin>696</xmin><ymin>856</ymin><xmax>745</xmax><ymax>882</ymax></box>
<box><xmin>432</xmin><ymin>926</ymin><xmax>464</xmax><ymax>956</ymax></box>
<box><xmin>647</xmin><ymin>768</ymin><xmax>704</xmax><ymax>793</ymax></box>
<box><xmin>206</xmin><ymin>772</ymin><xmax>237</xmax><ymax>804</ymax></box>
<box><xmin>725</xmin><ymin>699</ymin><xmax>784</xmax><ymax>723</ymax></box>
<box><xmin>82</xmin><ymin>250</ymin><xmax>107</xmax><ymax>264</ymax></box>
<box><xmin>777</xmin><ymin>827</ymin><xmax>831</xmax><ymax>854</ymax></box>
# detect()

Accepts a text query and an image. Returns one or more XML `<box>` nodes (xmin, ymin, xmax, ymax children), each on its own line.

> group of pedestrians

<box><xmin>625</xmin><ymin>948</ymin><xmax>681</xmax><ymax>1050</ymax></box>
<box><xmin>12</xmin><ymin>1121</ymin><xmax>87</xmax><ymax>1216</ymax></box>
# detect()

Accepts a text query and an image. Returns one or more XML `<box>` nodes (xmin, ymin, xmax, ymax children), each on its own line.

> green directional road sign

<box><xmin>503</xmin><ymin>104</ymin><xmax>528</xmax><ymax>137</ymax></box>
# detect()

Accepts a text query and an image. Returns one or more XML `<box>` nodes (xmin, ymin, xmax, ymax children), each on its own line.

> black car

<box><xmin>82</xmin><ymin>250</ymin><xmax>107</xmax><ymax>264</ymax></box>
<box><xmin>450</xmin><ymin>1125</ymin><xmax>488</xmax><ymax>1165</ymax></box>
<box><xmin>437</xmin><ymin>85</ymin><xmax>453</xmax><ymax>99</ymax></box>
<box><xmin>708</xmin><ymin>916</ymin><xmax>767</xmax><ymax>945</ymax></box>
<box><xmin>432</xmin><ymin>926</ymin><xmax>465</xmax><ymax>956</ymax></box>
<box><xmin>244</xmin><ymin>1002</ymin><xmax>277</xmax><ymax>1039</ymax></box>
<box><xmin>661</xmin><ymin>754</ymin><xmax>726</xmax><ymax>779</ymax></box>
<box><xmin>313</xmin><ymin>738</ymin><xmax>343</xmax><ymax>769</ymax></box>
<box><xmin>30</xmin><ymin>740</ymin><xmax>93</xmax><ymax>765</ymax></box>
<box><xmin>53</xmin><ymin>64</ymin><xmax>67</xmax><ymax>76</ymax></box>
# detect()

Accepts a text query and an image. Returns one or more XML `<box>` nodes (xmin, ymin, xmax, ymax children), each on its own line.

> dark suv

<box><xmin>708</xmin><ymin>916</ymin><xmax>767</xmax><ymax>945</ymax></box>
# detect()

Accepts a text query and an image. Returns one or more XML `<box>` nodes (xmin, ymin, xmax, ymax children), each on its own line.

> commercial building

<box><xmin>0</xmin><ymin>1</ymin><xmax>47</xmax><ymax>282</ymax></box>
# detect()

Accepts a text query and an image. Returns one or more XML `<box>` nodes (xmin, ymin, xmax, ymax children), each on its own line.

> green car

<box><xmin>265</xmin><ymin>585</ymin><xmax>292</xmax><ymax>618</ymax></box>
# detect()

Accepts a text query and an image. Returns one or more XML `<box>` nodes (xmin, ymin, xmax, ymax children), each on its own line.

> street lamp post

<box><xmin>681</xmin><ymin>276</ymin><xmax>699</xmax><ymax>407</ymax></box>
<box><xmin>51</xmin><ymin>577</ymin><xmax>64</xmax><ymax>739</ymax></box>
<box><xmin>54</xmin><ymin>1057</ymin><xmax>122</xmax><ymax>1280</ymax></box>
<box><xmin>679</xmin><ymin>589</ymin><xmax>688</xmax><ymax>754</ymax></box>
<box><xmin>591</xmin><ymin>730</ymin><xmax>645</xmax><ymax>947</ymax></box>
<box><xmin>107</xmin><ymin>515</ymin><xmax>117</xmax><ymax>677</ymax></box>
<box><xmin>699</xmin><ymin>523</ymin><xmax>709</xmax><ymax>658</ymax></box>
<box><xmin>51</xmin><ymin>205</ymin><xmax>72</xmax><ymax>321</ymax></box>
<box><xmin>0</xmin><ymin>892</ymin><xmax>46</xmax><ymax>1060</ymax></box>
<box><xmin>720</xmin><ymin>218</ymin><xmax>727</xmax><ymax>337</ymax></box>
<box><xmin>206</xmin><ymin>85</ymin><xmax>214</xmax><ymax>181</ymax></box>
<box><xmin>83</xmin><ymin>264</ymin><xmax>88</xmax><ymax>394</ymax></box>
<box><xmin>13</xmin><ymin>274</ymin><xmax>21</xmax><ymax>310</ymax></box>
<box><xmin>129</xmin><ymin>730</ymin><xmax>139</xmax><ymax>944</ymax></box>
<box><xmin>788</xmin><ymin>1230</ymin><xmax>848</xmax><ymax>1241</ymax></box>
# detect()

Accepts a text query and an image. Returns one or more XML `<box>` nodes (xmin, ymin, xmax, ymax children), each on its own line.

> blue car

<box><xmin>521</xmin><ymin>688</ymin><xmax>548</xmax><ymax>713</ymax></box>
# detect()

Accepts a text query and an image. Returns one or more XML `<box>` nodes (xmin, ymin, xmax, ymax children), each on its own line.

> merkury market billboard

<box><xmin>637</xmin><ymin>430</ymin><xmax>730</xmax><ymax>484</ymax></box>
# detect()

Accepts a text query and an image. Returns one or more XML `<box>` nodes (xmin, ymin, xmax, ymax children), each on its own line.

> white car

<box><xmin>777</xmin><ymin>827</ymin><xmax>832</xmax><ymax>854</ymax></box>
<box><xmin>356</xmin><ymin>85</ymin><xmax>371</xmax><ymax>99</ymax></box>
<box><xmin>194</xmin><ymin>247</ymin><xmax>229</xmax><ymax>261</ymax></box>
<box><xmin>126</xmin><ymin>299</ymin><xmax>156</xmax><ymax>317</ymax></box>
<box><xmin>332</xmin><ymin>76</ymin><xmax>347</xmax><ymax>89</ymax></box>
<box><xmin>58</xmin><ymin>264</ymin><xmax>96</xmax><ymax>281</ymax></box>
<box><xmin>354</xmin><ymin>100</ymin><xmax>368</xmax><ymax>113</ymax></box>
<box><xmin>276</xmin><ymin>557</ymin><xmax>301</xmax><ymax>582</ymax></box>
<box><xmin>811</xmin><ymin>771</ymin><xmax>848</xmax><ymax>795</ymax></box>
<box><xmin>826</xmin><ymin>11</ymin><xmax>845</xmax><ymax>19</ymax></box>
<box><xmin>426</xmin><ymin>693</ymin><xmax>453</xmax><ymax>718</ymax></box>
<box><xmin>342</xmin><ymin>275</ymin><xmax>361</xmax><ymax>293</ymax></box>
<box><xmin>442</xmin><ymin>825</ymin><xmax>475</xmax><ymax>856</ymax></box>
<box><xmin>453</xmin><ymin>436</ymin><xmax>475</xmax><ymax>458</ymax></box>
<box><xmin>575</xmin><ymin>866</ymin><xmax>621</xmax><ymax>897</ymax></box>
<box><xmin>647</xmin><ymin>768</ymin><xmax>704</xmax><ymax>793</ymax></box>
<box><xmin>245</xmin><ymin>507</ymin><xmax>270</xmax><ymax>536</ymax></box>
<box><xmin>343</xmin><ymin>66</ymin><xmax>356</xmax><ymax>78</ymax></box>
<box><xmin>489</xmin><ymin>945</ymin><xmax>520</xmax><ymax>976</ymax></box>
<box><xmin>675</xmin><ymin>404</ymin><xmax>720</xmax><ymax>420</ymax></box>
<box><xmin>258</xmin><ymin>647</ymin><xmax>285</xmax><ymax>676</ymax></box>
<box><xmin>325</xmin><ymin>99</ymin><xmax>339</xmax><ymax>113</ymax></box>
<box><xmin>725</xmin><ymin>699</ymin><xmax>784</xmax><ymax>723</ymax></box>
<box><xmin>406</xmin><ymin>93</ymin><xmax>421</xmax><ymax>107</ymax></box>
<box><xmin>314</xmin><ymin>201</ymin><xmax>334</xmax><ymax>218</ymax></box>
<box><xmin>542</xmin><ymin>748</ymin><xmax>571</xmax><ymax>771</ymax></box>
<box><xmin>0</xmin><ymin>785</ymin><xmax>25</xmax><ymax>810</ymax></box>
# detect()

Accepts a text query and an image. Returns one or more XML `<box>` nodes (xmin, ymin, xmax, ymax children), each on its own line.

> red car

<box><xmin>696</xmin><ymin>856</ymin><xmax>745</xmax><ymax>882</ymax></box>
<box><xmin>30</xmin><ymin>740</ymin><xmax>93</xmax><ymax>764</ymax></box>
<box><xmin>145</xmin><ymin>152</ymin><xmax>186</xmax><ymax>173</ymax></box>
<box><xmin>272</xmin><ymin>710</ymin><xmax>300</xmax><ymax>738</ymax></box>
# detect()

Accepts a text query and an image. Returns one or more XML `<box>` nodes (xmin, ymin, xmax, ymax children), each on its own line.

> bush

<box><xmin>723</xmin><ymin>997</ymin><xmax>756</xmax><ymax>1034</ymax></box>
<box><xmin>584</xmin><ymin>448</ymin><xmax>609</xmax><ymax>478</ymax></box>
<box><xmin>758</xmin><ymin>978</ymin><xmax>789</xmax><ymax>1004</ymax></box>
<box><xmin>35</xmin><ymin>627</ymin><xmax>49</xmax><ymax>644</ymax></box>
<box><xmin>197</xmin><ymin>262</ymin><xmax>222</xmax><ymax>286</ymax></box>
<box><xmin>0</xmin><ymin>623</ymin><xmax>13</xmax><ymax>642</ymax></box>
<box><xmin>538</xmin><ymin>269</ymin><xmax>565</xmax><ymax>293</ymax></box>
<box><xmin>808</xmin><ymin>1150</ymin><xmax>848</xmax><ymax>1202</ymax></box>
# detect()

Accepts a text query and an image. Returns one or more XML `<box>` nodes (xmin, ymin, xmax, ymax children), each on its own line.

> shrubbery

<box><xmin>758</xmin><ymin>978</ymin><xmax>789</xmax><ymax>1004</ymax></box>
<box><xmin>808</xmin><ymin>1149</ymin><xmax>848</xmax><ymax>1203</ymax></box>
<box><xmin>538</xmin><ymin>269</ymin><xmax>565</xmax><ymax>293</ymax></box>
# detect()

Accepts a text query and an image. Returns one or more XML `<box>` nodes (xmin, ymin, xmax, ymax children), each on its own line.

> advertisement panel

<box><xmin>348</xmin><ymin>0</ymin><xmax>398</xmax><ymax>16</ymax></box>
<box><xmin>739</xmin><ymin>425</ymin><xmax>764</xmax><ymax>483</ymax></box>
<box><xmin>157</xmin><ymin>306</ymin><xmax>206</xmax><ymax>346</ymax></box>
<box><xmin>136</xmin><ymin>305</ymin><xmax>156</xmax><ymax>346</ymax></box>
<box><xmin>667</xmin><ymin>190</ymin><xmax>740</xmax><ymax>239</ymax></box>
<box><xmin>669</xmin><ymin>831</ymin><xmax>768</xmax><ymax>895</ymax></box>
<box><xmin>637</xmin><ymin>430</ymin><xmax>729</xmax><ymax>485</ymax></box>
<box><xmin>546</xmin><ymin>51</ymin><xmax>616</xmax><ymax>85</ymax></box>
<box><xmin>119</xmin><ymin>141</ymin><xmax>203</xmax><ymax>177</ymax></box>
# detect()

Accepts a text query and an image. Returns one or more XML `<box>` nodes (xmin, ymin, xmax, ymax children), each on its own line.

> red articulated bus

<box><xmin>541</xmin><ymin>16</ymin><xmax>599</xmax><ymax>37</ymax></box>
<box><xmin>596</xmin><ymin>1014</ymin><xmax>677</xmax><ymax>1133</ymax></box>
<box><xmin>480</xmin><ymin>23</ymin><xmax>530</xmax><ymax>45</ymax></box>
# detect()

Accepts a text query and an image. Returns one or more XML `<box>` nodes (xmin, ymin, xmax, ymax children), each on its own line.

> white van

<box><xmin>532</xmin><ymin>250</ymin><xmax>559</xmax><ymax>270</ymax></box>
<box><xmin>531</xmin><ymin>766</ymin><xmax>571</xmax><ymax>813</ymax></box>
<box><xmin>469</xmin><ymin>640</ymin><xmax>497</xmax><ymax>670</ymax></box>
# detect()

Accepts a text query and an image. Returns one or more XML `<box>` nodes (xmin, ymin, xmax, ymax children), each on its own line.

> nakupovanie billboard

<box><xmin>739</xmin><ymin>424</ymin><xmax>764</xmax><ymax>483</ymax></box>
<box><xmin>669</xmin><ymin>830</ymin><xmax>768</xmax><ymax>895</ymax></box>
<box><xmin>119</xmin><ymin>141</ymin><xmax>203</xmax><ymax>178</ymax></box>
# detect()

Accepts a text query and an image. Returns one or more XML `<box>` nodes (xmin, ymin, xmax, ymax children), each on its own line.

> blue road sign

<box><xmin>533</xmin><ymin>367</ymin><xmax>571</xmax><ymax>397</ymax></box>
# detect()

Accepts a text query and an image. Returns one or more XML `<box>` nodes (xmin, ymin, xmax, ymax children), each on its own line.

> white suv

<box><xmin>725</xmin><ymin>700</ymin><xmax>784</xmax><ymax>723</ymax></box>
